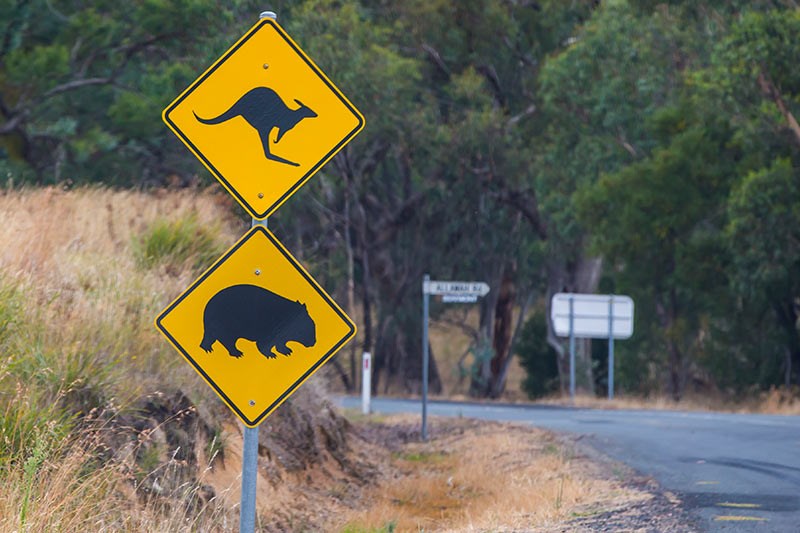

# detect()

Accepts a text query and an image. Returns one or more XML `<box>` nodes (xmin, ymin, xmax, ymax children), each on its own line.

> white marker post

<box><xmin>362</xmin><ymin>352</ymin><xmax>371</xmax><ymax>414</ymax></box>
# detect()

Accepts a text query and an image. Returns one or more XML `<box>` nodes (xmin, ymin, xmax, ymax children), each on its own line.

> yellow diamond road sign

<box><xmin>155</xmin><ymin>226</ymin><xmax>356</xmax><ymax>427</ymax></box>
<box><xmin>163</xmin><ymin>18</ymin><xmax>365</xmax><ymax>219</ymax></box>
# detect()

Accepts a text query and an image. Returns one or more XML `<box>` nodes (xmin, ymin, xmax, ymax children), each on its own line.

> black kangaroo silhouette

<box><xmin>194</xmin><ymin>87</ymin><xmax>317</xmax><ymax>167</ymax></box>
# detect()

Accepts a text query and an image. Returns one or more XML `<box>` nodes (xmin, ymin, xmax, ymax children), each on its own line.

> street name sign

<box><xmin>550</xmin><ymin>293</ymin><xmax>634</xmax><ymax>339</ymax></box>
<box><xmin>155</xmin><ymin>226</ymin><xmax>356</xmax><ymax>427</ymax></box>
<box><xmin>423</xmin><ymin>280</ymin><xmax>490</xmax><ymax>297</ymax></box>
<box><xmin>162</xmin><ymin>17</ymin><xmax>365</xmax><ymax>220</ymax></box>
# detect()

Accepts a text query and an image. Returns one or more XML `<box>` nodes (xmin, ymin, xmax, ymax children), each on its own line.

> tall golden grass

<box><xmin>0</xmin><ymin>186</ymin><xmax>244</xmax><ymax>531</ymax></box>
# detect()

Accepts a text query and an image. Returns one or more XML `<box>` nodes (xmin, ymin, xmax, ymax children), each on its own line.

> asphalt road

<box><xmin>335</xmin><ymin>396</ymin><xmax>800</xmax><ymax>531</ymax></box>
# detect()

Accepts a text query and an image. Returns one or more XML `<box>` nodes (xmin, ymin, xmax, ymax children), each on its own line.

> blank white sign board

<box><xmin>551</xmin><ymin>293</ymin><xmax>634</xmax><ymax>339</ymax></box>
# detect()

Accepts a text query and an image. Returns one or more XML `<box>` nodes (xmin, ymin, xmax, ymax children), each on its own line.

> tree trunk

<box><xmin>343</xmin><ymin>174</ymin><xmax>357</xmax><ymax>392</ymax></box>
<box><xmin>490</xmin><ymin>290</ymin><xmax>533</xmax><ymax>398</ymax></box>
<box><xmin>773</xmin><ymin>299</ymin><xmax>800</xmax><ymax>387</ymax></box>
<box><xmin>487</xmin><ymin>262</ymin><xmax>517</xmax><ymax>398</ymax></box>
<box><xmin>656</xmin><ymin>288</ymin><xmax>684</xmax><ymax>401</ymax></box>
<box><xmin>545</xmin><ymin>252</ymin><xmax>603</xmax><ymax>395</ymax></box>
<box><xmin>470</xmin><ymin>266</ymin><xmax>500</xmax><ymax>396</ymax></box>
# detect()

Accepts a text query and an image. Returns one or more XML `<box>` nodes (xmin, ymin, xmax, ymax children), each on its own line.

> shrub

<box><xmin>134</xmin><ymin>215</ymin><xmax>224</xmax><ymax>274</ymax></box>
<box><xmin>515</xmin><ymin>310</ymin><xmax>560</xmax><ymax>399</ymax></box>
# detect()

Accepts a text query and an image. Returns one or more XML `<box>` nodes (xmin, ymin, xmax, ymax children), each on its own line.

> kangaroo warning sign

<box><xmin>163</xmin><ymin>18</ymin><xmax>365</xmax><ymax>219</ymax></box>
<box><xmin>155</xmin><ymin>226</ymin><xmax>356</xmax><ymax>427</ymax></box>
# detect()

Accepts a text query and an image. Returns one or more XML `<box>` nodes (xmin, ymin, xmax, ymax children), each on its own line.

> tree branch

<box><xmin>490</xmin><ymin>187</ymin><xmax>547</xmax><ymax>239</ymax></box>
<box><xmin>422</xmin><ymin>43</ymin><xmax>450</xmax><ymax>79</ymax></box>
<box><xmin>0</xmin><ymin>112</ymin><xmax>26</xmax><ymax>135</ymax></box>
<box><xmin>758</xmin><ymin>71</ymin><xmax>800</xmax><ymax>148</ymax></box>
<box><xmin>42</xmin><ymin>77</ymin><xmax>114</xmax><ymax>100</ymax></box>
<box><xmin>507</xmin><ymin>103</ymin><xmax>537</xmax><ymax>127</ymax></box>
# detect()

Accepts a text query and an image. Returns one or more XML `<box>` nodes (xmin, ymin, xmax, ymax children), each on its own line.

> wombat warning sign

<box><xmin>155</xmin><ymin>226</ymin><xmax>355</xmax><ymax>427</ymax></box>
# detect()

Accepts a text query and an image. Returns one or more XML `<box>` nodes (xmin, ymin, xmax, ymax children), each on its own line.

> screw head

<box><xmin>262</xmin><ymin>64</ymin><xmax>269</xmax><ymax>70</ymax></box>
<box><xmin>249</xmin><ymin>400</ymin><xmax>256</xmax><ymax>406</ymax></box>
<box><xmin>255</xmin><ymin>269</ymin><xmax>261</xmax><ymax>276</ymax></box>
<box><xmin>258</xmin><ymin>192</ymin><xmax>264</xmax><ymax>199</ymax></box>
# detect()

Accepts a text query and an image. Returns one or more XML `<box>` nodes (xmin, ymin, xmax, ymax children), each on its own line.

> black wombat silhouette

<box><xmin>193</xmin><ymin>87</ymin><xmax>317</xmax><ymax>167</ymax></box>
<box><xmin>200</xmin><ymin>284</ymin><xmax>316</xmax><ymax>359</ymax></box>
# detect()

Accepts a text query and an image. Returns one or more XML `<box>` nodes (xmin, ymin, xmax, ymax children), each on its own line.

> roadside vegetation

<box><xmin>0</xmin><ymin>186</ymin><xmax>242</xmax><ymax>530</ymax></box>
<box><xmin>0</xmin><ymin>185</ymin><xmax>698</xmax><ymax>531</ymax></box>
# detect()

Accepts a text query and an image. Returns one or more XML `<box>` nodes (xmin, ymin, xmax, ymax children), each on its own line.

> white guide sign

<box><xmin>551</xmin><ymin>293</ymin><xmax>634</xmax><ymax>339</ymax></box>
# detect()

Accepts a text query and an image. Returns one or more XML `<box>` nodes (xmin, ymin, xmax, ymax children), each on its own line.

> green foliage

<box><xmin>0</xmin><ymin>0</ymin><xmax>244</xmax><ymax>184</ymax></box>
<box><xmin>134</xmin><ymin>215</ymin><xmax>223</xmax><ymax>273</ymax></box>
<box><xmin>19</xmin><ymin>436</ymin><xmax>49</xmax><ymax>528</ymax></box>
<box><xmin>0</xmin><ymin>387</ymin><xmax>72</xmax><ymax>465</ymax></box>
<box><xmin>515</xmin><ymin>310</ymin><xmax>559</xmax><ymax>399</ymax></box>
<box><xmin>726</xmin><ymin>159</ymin><xmax>800</xmax><ymax>299</ymax></box>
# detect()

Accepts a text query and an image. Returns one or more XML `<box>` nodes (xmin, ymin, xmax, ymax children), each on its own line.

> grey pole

<box><xmin>608</xmin><ymin>295</ymin><xmax>615</xmax><ymax>400</ymax></box>
<box><xmin>240</xmin><ymin>213</ymin><xmax>269</xmax><ymax>533</ymax></box>
<box><xmin>240</xmin><ymin>14</ymin><xmax>277</xmax><ymax>532</ymax></box>
<box><xmin>240</xmin><ymin>424</ymin><xmax>259</xmax><ymax>533</ymax></box>
<box><xmin>421</xmin><ymin>273</ymin><xmax>430</xmax><ymax>441</ymax></box>
<box><xmin>569</xmin><ymin>295</ymin><xmax>575</xmax><ymax>403</ymax></box>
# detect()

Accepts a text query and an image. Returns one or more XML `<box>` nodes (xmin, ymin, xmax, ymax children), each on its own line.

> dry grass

<box><xmin>0</xmin><ymin>185</ymin><xmax>243</xmax><ymax>400</ymax></box>
<box><xmin>535</xmin><ymin>388</ymin><xmax>800</xmax><ymax>416</ymax></box>
<box><xmin>333</xmin><ymin>416</ymin><xmax>648</xmax><ymax>532</ymax></box>
<box><xmin>0</xmin><ymin>422</ymin><xmax>238</xmax><ymax>532</ymax></box>
<box><xmin>0</xmin><ymin>186</ymin><xmax>246</xmax><ymax>531</ymax></box>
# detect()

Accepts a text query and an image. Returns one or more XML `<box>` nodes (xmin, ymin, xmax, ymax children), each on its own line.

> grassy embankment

<box><xmin>0</xmin><ymin>186</ymin><xmax>242</xmax><ymax>530</ymax></box>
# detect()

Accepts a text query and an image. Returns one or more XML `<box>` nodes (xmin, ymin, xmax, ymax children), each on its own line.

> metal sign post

<box><xmin>569</xmin><ymin>295</ymin><xmax>576</xmax><ymax>403</ymax></box>
<box><xmin>421</xmin><ymin>276</ymin><xmax>489</xmax><ymax>441</ymax></box>
<box><xmin>421</xmin><ymin>274</ymin><xmax>430</xmax><ymax>440</ymax></box>
<box><xmin>608</xmin><ymin>296</ymin><xmax>615</xmax><ymax>400</ymax></box>
<box><xmin>238</xmin><ymin>15</ymin><xmax>275</xmax><ymax>525</ymax></box>
<box><xmin>239</xmin><ymin>213</ymin><xmax>268</xmax><ymax>533</ymax></box>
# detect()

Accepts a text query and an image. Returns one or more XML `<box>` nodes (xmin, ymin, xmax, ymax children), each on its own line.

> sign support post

<box><xmin>569</xmin><ymin>295</ymin><xmax>576</xmax><ymax>404</ymax></box>
<box><xmin>421</xmin><ymin>274</ymin><xmax>430</xmax><ymax>441</ymax></box>
<box><xmin>608</xmin><ymin>295</ymin><xmax>615</xmax><ymax>400</ymax></box>
<box><xmin>237</xmin><ymin>13</ymin><xmax>276</xmax><ymax>533</ymax></box>
<box><xmin>240</xmin><ymin>425</ymin><xmax>259</xmax><ymax>533</ymax></box>
<box><xmin>239</xmin><ymin>214</ymin><xmax>270</xmax><ymax>533</ymax></box>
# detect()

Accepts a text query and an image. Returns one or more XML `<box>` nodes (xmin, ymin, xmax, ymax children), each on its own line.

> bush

<box><xmin>515</xmin><ymin>310</ymin><xmax>560</xmax><ymax>399</ymax></box>
<box><xmin>134</xmin><ymin>215</ymin><xmax>224</xmax><ymax>274</ymax></box>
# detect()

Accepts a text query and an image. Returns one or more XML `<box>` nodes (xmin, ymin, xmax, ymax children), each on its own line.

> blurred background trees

<box><xmin>2</xmin><ymin>0</ymin><xmax>798</xmax><ymax>401</ymax></box>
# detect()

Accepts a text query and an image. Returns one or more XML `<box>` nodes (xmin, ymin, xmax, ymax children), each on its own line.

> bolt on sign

<box><xmin>156</xmin><ymin>226</ymin><xmax>356</xmax><ymax>427</ymax></box>
<box><xmin>162</xmin><ymin>17</ymin><xmax>365</xmax><ymax>220</ymax></box>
